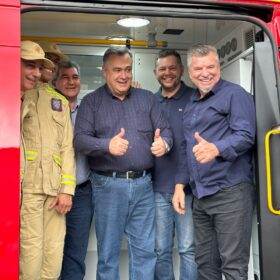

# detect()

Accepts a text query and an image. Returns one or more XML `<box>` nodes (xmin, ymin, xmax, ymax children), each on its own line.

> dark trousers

<box><xmin>193</xmin><ymin>183</ymin><xmax>255</xmax><ymax>280</ymax></box>
<box><xmin>60</xmin><ymin>181</ymin><xmax>94</xmax><ymax>280</ymax></box>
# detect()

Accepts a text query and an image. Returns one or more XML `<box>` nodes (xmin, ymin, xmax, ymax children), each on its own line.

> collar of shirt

<box><xmin>192</xmin><ymin>78</ymin><xmax>224</xmax><ymax>102</ymax></box>
<box><xmin>104</xmin><ymin>83</ymin><xmax>132</xmax><ymax>100</ymax></box>
<box><xmin>71</xmin><ymin>100</ymin><xmax>79</xmax><ymax>114</ymax></box>
<box><xmin>157</xmin><ymin>81</ymin><xmax>187</xmax><ymax>102</ymax></box>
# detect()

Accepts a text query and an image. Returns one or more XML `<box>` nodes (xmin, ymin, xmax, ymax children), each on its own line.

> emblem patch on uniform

<box><xmin>51</xmin><ymin>98</ymin><xmax>62</xmax><ymax>112</ymax></box>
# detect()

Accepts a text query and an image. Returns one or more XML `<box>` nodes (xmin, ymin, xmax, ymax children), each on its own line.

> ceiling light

<box><xmin>117</xmin><ymin>17</ymin><xmax>150</xmax><ymax>28</ymax></box>
<box><xmin>106</xmin><ymin>35</ymin><xmax>134</xmax><ymax>41</ymax></box>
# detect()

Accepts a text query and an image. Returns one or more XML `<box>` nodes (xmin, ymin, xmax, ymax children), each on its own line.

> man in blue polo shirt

<box><xmin>153</xmin><ymin>49</ymin><xmax>197</xmax><ymax>280</ymax></box>
<box><xmin>173</xmin><ymin>44</ymin><xmax>256</xmax><ymax>280</ymax></box>
<box><xmin>74</xmin><ymin>46</ymin><xmax>173</xmax><ymax>280</ymax></box>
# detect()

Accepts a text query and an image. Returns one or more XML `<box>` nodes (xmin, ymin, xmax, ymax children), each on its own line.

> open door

<box><xmin>254</xmin><ymin>40</ymin><xmax>280</xmax><ymax>280</ymax></box>
<box><xmin>19</xmin><ymin>1</ymin><xmax>280</xmax><ymax>279</ymax></box>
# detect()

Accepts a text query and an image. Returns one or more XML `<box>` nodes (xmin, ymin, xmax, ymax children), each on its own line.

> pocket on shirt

<box><xmin>136</xmin><ymin>110</ymin><xmax>153</xmax><ymax>134</ymax></box>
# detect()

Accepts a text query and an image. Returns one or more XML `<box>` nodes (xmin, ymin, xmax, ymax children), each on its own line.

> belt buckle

<box><xmin>126</xmin><ymin>171</ymin><xmax>133</xmax><ymax>179</ymax></box>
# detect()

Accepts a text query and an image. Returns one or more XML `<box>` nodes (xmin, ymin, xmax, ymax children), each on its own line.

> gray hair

<box><xmin>53</xmin><ymin>60</ymin><xmax>80</xmax><ymax>81</ymax></box>
<box><xmin>154</xmin><ymin>49</ymin><xmax>183</xmax><ymax>69</ymax></box>
<box><xmin>103</xmin><ymin>47</ymin><xmax>132</xmax><ymax>66</ymax></box>
<box><xmin>187</xmin><ymin>44</ymin><xmax>219</xmax><ymax>68</ymax></box>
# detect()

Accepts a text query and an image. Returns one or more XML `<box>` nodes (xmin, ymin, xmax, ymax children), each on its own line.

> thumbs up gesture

<box><xmin>192</xmin><ymin>132</ymin><xmax>219</xmax><ymax>163</ymax></box>
<box><xmin>151</xmin><ymin>128</ymin><xmax>167</xmax><ymax>157</ymax></box>
<box><xmin>154</xmin><ymin>128</ymin><xmax>161</xmax><ymax>142</ymax></box>
<box><xmin>109</xmin><ymin>128</ymin><xmax>129</xmax><ymax>156</ymax></box>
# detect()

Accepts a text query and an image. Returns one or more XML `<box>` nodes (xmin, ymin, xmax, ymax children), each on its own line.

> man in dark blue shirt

<box><xmin>173</xmin><ymin>44</ymin><xmax>256</xmax><ymax>280</ymax></box>
<box><xmin>74</xmin><ymin>46</ymin><xmax>173</xmax><ymax>280</ymax></box>
<box><xmin>153</xmin><ymin>49</ymin><xmax>197</xmax><ymax>280</ymax></box>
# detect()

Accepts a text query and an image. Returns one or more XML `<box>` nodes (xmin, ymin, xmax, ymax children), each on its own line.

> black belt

<box><xmin>77</xmin><ymin>180</ymin><xmax>90</xmax><ymax>188</ymax></box>
<box><xmin>95</xmin><ymin>169</ymin><xmax>151</xmax><ymax>179</ymax></box>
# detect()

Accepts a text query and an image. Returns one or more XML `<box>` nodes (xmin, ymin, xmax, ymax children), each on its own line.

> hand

<box><xmin>192</xmin><ymin>132</ymin><xmax>219</xmax><ymax>164</ymax></box>
<box><xmin>172</xmin><ymin>184</ymin><xmax>186</xmax><ymax>214</ymax></box>
<box><xmin>49</xmin><ymin>193</ymin><xmax>72</xmax><ymax>214</ymax></box>
<box><xmin>151</xmin><ymin>128</ymin><xmax>167</xmax><ymax>157</ymax></box>
<box><xmin>109</xmin><ymin>128</ymin><xmax>129</xmax><ymax>156</ymax></box>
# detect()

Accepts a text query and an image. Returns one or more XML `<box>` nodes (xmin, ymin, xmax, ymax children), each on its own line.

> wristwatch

<box><xmin>164</xmin><ymin>140</ymin><xmax>170</xmax><ymax>153</ymax></box>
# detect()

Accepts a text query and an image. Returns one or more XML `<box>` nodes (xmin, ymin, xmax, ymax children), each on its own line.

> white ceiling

<box><xmin>21</xmin><ymin>11</ymin><xmax>243</xmax><ymax>50</ymax></box>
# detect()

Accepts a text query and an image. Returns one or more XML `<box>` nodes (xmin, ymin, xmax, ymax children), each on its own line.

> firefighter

<box><xmin>21</xmin><ymin>40</ymin><xmax>53</xmax><ymax>92</ymax></box>
<box><xmin>20</xmin><ymin>40</ymin><xmax>76</xmax><ymax>280</ymax></box>
<box><xmin>39</xmin><ymin>41</ymin><xmax>68</xmax><ymax>66</ymax></box>
<box><xmin>38</xmin><ymin>41</ymin><xmax>69</xmax><ymax>84</ymax></box>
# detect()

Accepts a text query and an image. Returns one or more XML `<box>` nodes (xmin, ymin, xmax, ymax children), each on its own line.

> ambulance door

<box><xmin>254</xmin><ymin>40</ymin><xmax>280</xmax><ymax>280</ymax></box>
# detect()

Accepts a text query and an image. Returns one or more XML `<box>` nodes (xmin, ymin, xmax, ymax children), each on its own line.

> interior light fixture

<box><xmin>117</xmin><ymin>17</ymin><xmax>150</xmax><ymax>28</ymax></box>
<box><xmin>106</xmin><ymin>35</ymin><xmax>134</xmax><ymax>41</ymax></box>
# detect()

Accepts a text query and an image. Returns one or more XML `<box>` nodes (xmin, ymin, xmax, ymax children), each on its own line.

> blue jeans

<box><xmin>92</xmin><ymin>172</ymin><xmax>156</xmax><ymax>280</ymax></box>
<box><xmin>154</xmin><ymin>192</ymin><xmax>197</xmax><ymax>280</ymax></box>
<box><xmin>193</xmin><ymin>183</ymin><xmax>255</xmax><ymax>280</ymax></box>
<box><xmin>60</xmin><ymin>181</ymin><xmax>94</xmax><ymax>280</ymax></box>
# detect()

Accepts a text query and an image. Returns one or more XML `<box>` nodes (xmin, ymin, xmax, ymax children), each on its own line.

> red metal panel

<box><xmin>0</xmin><ymin>45</ymin><xmax>20</xmax><ymax>279</ymax></box>
<box><xmin>0</xmin><ymin>45</ymin><xmax>20</xmax><ymax>280</ymax></box>
<box><xmin>0</xmin><ymin>46</ymin><xmax>20</xmax><ymax>148</ymax></box>
<box><xmin>269</xmin><ymin>8</ymin><xmax>280</xmax><ymax>64</ymax></box>
<box><xmin>0</xmin><ymin>0</ymin><xmax>19</xmax><ymax>7</ymax></box>
<box><xmin>0</xmin><ymin>2</ymin><xmax>20</xmax><ymax>280</ymax></box>
<box><xmin>0</xmin><ymin>6</ymin><xmax>20</xmax><ymax>47</ymax></box>
<box><xmin>0</xmin><ymin>149</ymin><xmax>20</xmax><ymax>280</ymax></box>
<box><xmin>215</xmin><ymin>0</ymin><xmax>280</xmax><ymax>4</ymax></box>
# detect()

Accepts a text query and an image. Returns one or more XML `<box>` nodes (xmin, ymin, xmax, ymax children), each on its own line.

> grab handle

<box><xmin>265</xmin><ymin>127</ymin><xmax>280</xmax><ymax>215</ymax></box>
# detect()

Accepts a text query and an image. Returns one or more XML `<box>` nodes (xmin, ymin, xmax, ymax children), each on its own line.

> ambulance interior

<box><xmin>21</xmin><ymin>8</ymin><xmax>269</xmax><ymax>280</ymax></box>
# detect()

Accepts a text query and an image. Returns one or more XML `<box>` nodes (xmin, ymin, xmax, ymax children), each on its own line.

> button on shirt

<box><xmin>74</xmin><ymin>84</ymin><xmax>173</xmax><ymax>172</ymax></box>
<box><xmin>175</xmin><ymin>79</ymin><xmax>256</xmax><ymax>198</ymax></box>
<box><xmin>71</xmin><ymin>101</ymin><xmax>91</xmax><ymax>185</ymax></box>
<box><xmin>153</xmin><ymin>82</ymin><xmax>193</xmax><ymax>194</ymax></box>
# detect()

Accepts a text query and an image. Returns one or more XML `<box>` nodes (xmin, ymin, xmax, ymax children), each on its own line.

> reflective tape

<box><xmin>26</xmin><ymin>150</ymin><xmax>38</xmax><ymax>161</ymax></box>
<box><xmin>61</xmin><ymin>174</ymin><xmax>76</xmax><ymax>186</ymax></box>
<box><xmin>53</xmin><ymin>154</ymin><xmax>62</xmax><ymax>167</ymax></box>
<box><xmin>47</xmin><ymin>86</ymin><xmax>67</xmax><ymax>102</ymax></box>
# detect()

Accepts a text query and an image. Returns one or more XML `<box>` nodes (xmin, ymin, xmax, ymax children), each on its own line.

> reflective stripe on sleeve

<box><xmin>61</xmin><ymin>174</ymin><xmax>76</xmax><ymax>186</ymax></box>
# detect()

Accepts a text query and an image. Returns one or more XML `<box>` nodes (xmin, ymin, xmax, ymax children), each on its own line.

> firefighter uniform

<box><xmin>20</xmin><ymin>82</ymin><xmax>76</xmax><ymax>280</ymax></box>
